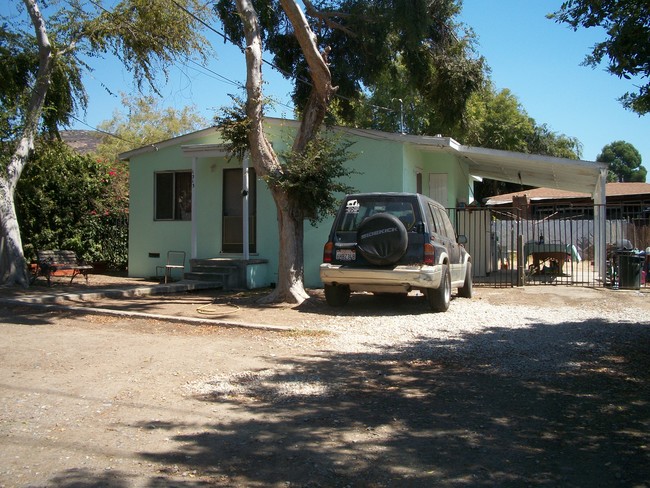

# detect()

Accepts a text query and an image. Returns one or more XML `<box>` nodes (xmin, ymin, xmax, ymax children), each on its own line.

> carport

<box><xmin>409</xmin><ymin>136</ymin><xmax>609</xmax><ymax>282</ymax></box>
<box><xmin>456</xmin><ymin>145</ymin><xmax>608</xmax><ymax>281</ymax></box>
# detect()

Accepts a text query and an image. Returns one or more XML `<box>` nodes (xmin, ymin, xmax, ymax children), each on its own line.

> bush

<box><xmin>15</xmin><ymin>140</ymin><xmax>128</xmax><ymax>269</ymax></box>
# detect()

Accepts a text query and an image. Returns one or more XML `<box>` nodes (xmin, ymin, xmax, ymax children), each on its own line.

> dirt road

<box><xmin>1</xmin><ymin>281</ymin><xmax>649</xmax><ymax>487</ymax></box>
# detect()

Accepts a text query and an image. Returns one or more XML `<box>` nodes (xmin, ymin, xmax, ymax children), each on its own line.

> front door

<box><xmin>222</xmin><ymin>168</ymin><xmax>256</xmax><ymax>253</ymax></box>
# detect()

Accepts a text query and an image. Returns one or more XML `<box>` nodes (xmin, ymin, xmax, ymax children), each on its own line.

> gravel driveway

<box><xmin>1</xmin><ymin>283</ymin><xmax>649</xmax><ymax>487</ymax></box>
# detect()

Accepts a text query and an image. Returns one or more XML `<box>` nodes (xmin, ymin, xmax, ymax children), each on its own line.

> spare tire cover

<box><xmin>357</xmin><ymin>213</ymin><xmax>408</xmax><ymax>265</ymax></box>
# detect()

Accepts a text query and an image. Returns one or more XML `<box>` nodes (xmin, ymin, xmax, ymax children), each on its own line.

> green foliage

<box><xmin>550</xmin><ymin>0</ymin><xmax>650</xmax><ymax>115</ymax></box>
<box><xmin>214</xmin><ymin>95</ymin><xmax>252</xmax><ymax>163</ymax></box>
<box><xmin>462</xmin><ymin>83</ymin><xmax>581</xmax><ymax>158</ymax></box>
<box><xmin>77</xmin><ymin>0</ymin><xmax>213</xmax><ymax>93</ymax></box>
<box><xmin>1</xmin><ymin>0</ymin><xmax>212</xmax><ymax>145</ymax></box>
<box><xmin>526</xmin><ymin>124</ymin><xmax>582</xmax><ymax>160</ymax></box>
<box><xmin>463</xmin><ymin>83</ymin><xmax>583</xmax><ymax>202</ymax></box>
<box><xmin>215</xmin><ymin>98</ymin><xmax>357</xmax><ymax>225</ymax></box>
<box><xmin>268</xmin><ymin>132</ymin><xmax>357</xmax><ymax>225</ymax></box>
<box><xmin>0</xmin><ymin>25</ymin><xmax>86</xmax><ymax>143</ymax></box>
<box><xmin>215</xmin><ymin>0</ymin><xmax>485</xmax><ymax>131</ymax></box>
<box><xmin>15</xmin><ymin>141</ymin><xmax>128</xmax><ymax>268</ymax></box>
<box><xmin>597</xmin><ymin>140</ymin><xmax>647</xmax><ymax>182</ymax></box>
<box><xmin>94</xmin><ymin>93</ymin><xmax>207</xmax><ymax>162</ymax></box>
<box><xmin>463</xmin><ymin>87</ymin><xmax>534</xmax><ymax>153</ymax></box>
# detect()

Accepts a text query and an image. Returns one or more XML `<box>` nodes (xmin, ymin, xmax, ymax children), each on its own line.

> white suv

<box><xmin>320</xmin><ymin>193</ymin><xmax>472</xmax><ymax>312</ymax></box>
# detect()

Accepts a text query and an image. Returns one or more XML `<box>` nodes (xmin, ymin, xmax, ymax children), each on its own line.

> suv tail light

<box><xmin>323</xmin><ymin>241</ymin><xmax>334</xmax><ymax>263</ymax></box>
<box><xmin>424</xmin><ymin>243</ymin><xmax>435</xmax><ymax>265</ymax></box>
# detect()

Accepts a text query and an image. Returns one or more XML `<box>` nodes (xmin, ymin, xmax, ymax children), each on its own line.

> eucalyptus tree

<box><xmin>0</xmin><ymin>0</ymin><xmax>212</xmax><ymax>286</ymax></box>
<box><xmin>216</xmin><ymin>0</ymin><xmax>485</xmax><ymax>303</ymax></box>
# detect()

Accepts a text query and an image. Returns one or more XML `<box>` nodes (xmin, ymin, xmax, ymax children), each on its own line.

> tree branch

<box><xmin>301</xmin><ymin>0</ymin><xmax>356</xmax><ymax>37</ymax></box>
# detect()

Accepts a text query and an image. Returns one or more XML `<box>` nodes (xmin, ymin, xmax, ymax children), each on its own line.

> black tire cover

<box><xmin>357</xmin><ymin>213</ymin><xmax>408</xmax><ymax>265</ymax></box>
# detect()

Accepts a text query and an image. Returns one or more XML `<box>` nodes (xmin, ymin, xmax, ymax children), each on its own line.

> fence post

<box><xmin>517</xmin><ymin>234</ymin><xmax>524</xmax><ymax>286</ymax></box>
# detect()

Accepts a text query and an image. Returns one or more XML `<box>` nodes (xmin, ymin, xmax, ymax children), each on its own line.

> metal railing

<box><xmin>450</xmin><ymin>203</ymin><xmax>649</xmax><ymax>289</ymax></box>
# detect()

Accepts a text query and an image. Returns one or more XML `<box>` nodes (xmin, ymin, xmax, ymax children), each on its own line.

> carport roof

<box><xmin>454</xmin><ymin>145</ymin><xmax>607</xmax><ymax>197</ymax></box>
<box><xmin>327</xmin><ymin>124</ymin><xmax>607</xmax><ymax>198</ymax></box>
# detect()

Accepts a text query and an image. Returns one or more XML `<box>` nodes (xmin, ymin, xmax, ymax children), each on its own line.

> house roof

<box><xmin>119</xmin><ymin>118</ymin><xmax>607</xmax><ymax>198</ymax></box>
<box><xmin>485</xmin><ymin>182</ymin><xmax>650</xmax><ymax>205</ymax></box>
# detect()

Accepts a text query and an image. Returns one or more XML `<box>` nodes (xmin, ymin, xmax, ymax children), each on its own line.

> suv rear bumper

<box><xmin>320</xmin><ymin>263</ymin><xmax>443</xmax><ymax>292</ymax></box>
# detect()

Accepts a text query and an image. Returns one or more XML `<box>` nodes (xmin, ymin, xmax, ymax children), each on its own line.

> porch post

<box><xmin>191</xmin><ymin>157</ymin><xmax>198</xmax><ymax>259</ymax></box>
<box><xmin>242</xmin><ymin>154</ymin><xmax>250</xmax><ymax>261</ymax></box>
<box><xmin>593</xmin><ymin>168</ymin><xmax>607</xmax><ymax>282</ymax></box>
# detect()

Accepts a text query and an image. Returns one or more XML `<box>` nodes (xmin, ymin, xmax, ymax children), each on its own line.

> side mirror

<box><xmin>457</xmin><ymin>235</ymin><xmax>468</xmax><ymax>245</ymax></box>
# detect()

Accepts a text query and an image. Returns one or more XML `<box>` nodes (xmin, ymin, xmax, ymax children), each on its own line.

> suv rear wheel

<box><xmin>324</xmin><ymin>284</ymin><xmax>351</xmax><ymax>307</ymax></box>
<box><xmin>426</xmin><ymin>264</ymin><xmax>451</xmax><ymax>312</ymax></box>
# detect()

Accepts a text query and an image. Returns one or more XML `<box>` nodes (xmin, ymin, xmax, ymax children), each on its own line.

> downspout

<box><xmin>242</xmin><ymin>154</ymin><xmax>250</xmax><ymax>261</ymax></box>
<box><xmin>593</xmin><ymin>168</ymin><xmax>607</xmax><ymax>282</ymax></box>
<box><xmin>191</xmin><ymin>157</ymin><xmax>198</xmax><ymax>259</ymax></box>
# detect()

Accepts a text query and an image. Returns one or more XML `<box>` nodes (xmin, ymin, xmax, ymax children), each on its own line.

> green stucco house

<box><xmin>120</xmin><ymin>117</ymin><xmax>606</xmax><ymax>288</ymax></box>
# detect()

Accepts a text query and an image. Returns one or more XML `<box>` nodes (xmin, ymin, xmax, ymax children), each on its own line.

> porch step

<box><xmin>188</xmin><ymin>259</ymin><xmax>241</xmax><ymax>290</ymax></box>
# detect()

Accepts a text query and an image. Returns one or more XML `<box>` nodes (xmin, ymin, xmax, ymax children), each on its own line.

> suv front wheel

<box><xmin>426</xmin><ymin>264</ymin><xmax>451</xmax><ymax>312</ymax></box>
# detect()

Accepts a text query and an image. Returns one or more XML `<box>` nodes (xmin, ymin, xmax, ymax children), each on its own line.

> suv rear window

<box><xmin>337</xmin><ymin>199</ymin><xmax>416</xmax><ymax>232</ymax></box>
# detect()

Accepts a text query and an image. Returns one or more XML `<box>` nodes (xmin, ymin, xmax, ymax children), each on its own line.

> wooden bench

<box><xmin>32</xmin><ymin>250</ymin><xmax>93</xmax><ymax>286</ymax></box>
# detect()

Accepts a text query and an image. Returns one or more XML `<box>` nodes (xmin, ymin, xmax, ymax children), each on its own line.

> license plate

<box><xmin>336</xmin><ymin>249</ymin><xmax>356</xmax><ymax>261</ymax></box>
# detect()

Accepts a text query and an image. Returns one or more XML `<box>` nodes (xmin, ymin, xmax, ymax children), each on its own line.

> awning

<box><xmin>456</xmin><ymin>145</ymin><xmax>607</xmax><ymax>197</ymax></box>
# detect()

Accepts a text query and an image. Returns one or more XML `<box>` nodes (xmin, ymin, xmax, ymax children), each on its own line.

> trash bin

<box><xmin>617</xmin><ymin>252</ymin><xmax>644</xmax><ymax>290</ymax></box>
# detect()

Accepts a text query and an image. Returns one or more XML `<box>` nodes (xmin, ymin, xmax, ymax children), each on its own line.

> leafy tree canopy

<box><xmin>597</xmin><ymin>140</ymin><xmax>647</xmax><ymax>182</ymax></box>
<box><xmin>215</xmin><ymin>0</ymin><xmax>486</xmax><ymax>131</ymax></box>
<box><xmin>0</xmin><ymin>0</ymin><xmax>213</xmax><ymax>146</ymax></box>
<box><xmin>462</xmin><ymin>82</ymin><xmax>582</xmax><ymax>158</ymax></box>
<box><xmin>462</xmin><ymin>83</ymin><xmax>583</xmax><ymax>202</ymax></box>
<box><xmin>550</xmin><ymin>0</ymin><xmax>650</xmax><ymax>115</ymax></box>
<box><xmin>94</xmin><ymin>93</ymin><xmax>208</xmax><ymax>163</ymax></box>
<box><xmin>0</xmin><ymin>23</ymin><xmax>85</xmax><ymax>142</ymax></box>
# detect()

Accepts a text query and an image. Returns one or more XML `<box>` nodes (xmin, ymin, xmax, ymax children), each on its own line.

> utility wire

<box><xmin>71</xmin><ymin>0</ymin><xmax>402</xmax><ymax>136</ymax></box>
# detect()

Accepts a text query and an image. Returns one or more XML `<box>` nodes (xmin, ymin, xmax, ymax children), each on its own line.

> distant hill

<box><xmin>59</xmin><ymin>130</ymin><xmax>103</xmax><ymax>155</ymax></box>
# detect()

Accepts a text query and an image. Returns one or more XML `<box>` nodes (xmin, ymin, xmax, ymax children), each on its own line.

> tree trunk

<box><xmin>263</xmin><ymin>188</ymin><xmax>309</xmax><ymax>303</ymax></box>
<box><xmin>0</xmin><ymin>0</ymin><xmax>53</xmax><ymax>287</ymax></box>
<box><xmin>0</xmin><ymin>181</ymin><xmax>28</xmax><ymax>287</ymax></box>
<box><xmin>235</xmin><ymin>0</ymin><xmax>334</xmax><ymax>304</ymax></box>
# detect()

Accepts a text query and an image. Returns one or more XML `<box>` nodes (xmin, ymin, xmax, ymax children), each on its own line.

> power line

<box><xmin>168</xmin><ymin>0</ymin><xmax>401</xmax><ymax>119</ymax></box>
<box><xmin>72</xmin><ymin>0</ymin><xmax>402</xmax><ymax>132</ymax></box>
<box><xmin>69</xmin><ymin>114</ymin><xmax>157</xmax><ymax>150</ymax></box>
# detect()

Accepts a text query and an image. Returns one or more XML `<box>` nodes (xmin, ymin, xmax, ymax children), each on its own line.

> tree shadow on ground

<box><xmin>129</xmin><ymin>318</ymin><xmax>650</xmax><ymax>487</ymax></box>
<box><xmin>0</xmin><ymin>304</ymin><xmax>81</xmax><ymax>326</ymax></box>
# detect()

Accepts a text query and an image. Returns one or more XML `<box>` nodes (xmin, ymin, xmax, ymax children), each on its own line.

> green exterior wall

<box><xmin>127</xmin><ymin>122</ymin><xmax>471</xmax><ymax>288</ymax></box>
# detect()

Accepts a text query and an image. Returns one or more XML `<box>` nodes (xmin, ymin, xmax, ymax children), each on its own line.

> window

<box><xmin>155</xmin><ymin>171</ymin><xmax>192</xmax><ymax>221</ymax></box>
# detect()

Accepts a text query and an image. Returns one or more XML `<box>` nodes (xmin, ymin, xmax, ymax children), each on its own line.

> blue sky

<box><xmin>73</xmin><ymin>0</ymin><xmax>648</xmax><ymax>176</ymax></box>
<box><xmin>459</xmin><ymin>1</ymin><xmax>648</xmax><ymax>169</ymax></box>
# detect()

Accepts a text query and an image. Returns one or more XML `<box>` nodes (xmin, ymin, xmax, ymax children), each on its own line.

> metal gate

<box><xmin>450</xmin><ymin>204</ymin><xmax>649</xmax><ymax>288</ymax></box>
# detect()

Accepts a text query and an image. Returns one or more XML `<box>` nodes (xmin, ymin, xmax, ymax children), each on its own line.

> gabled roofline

<box><xmin>119</xmin><ymin>126</ymin><xmax>219</xmax><ymax>160</ymax></box>
<box><xmin>118</xmin><ymin>118</ymin><xmax>461</xmax><ymax>160</ymax></box>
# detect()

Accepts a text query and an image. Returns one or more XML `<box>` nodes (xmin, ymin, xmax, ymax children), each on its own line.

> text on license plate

<box><xmin>336</xmin><ymin>249</ymin><xmax>356</xmax><ymax>261</ymax></box>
